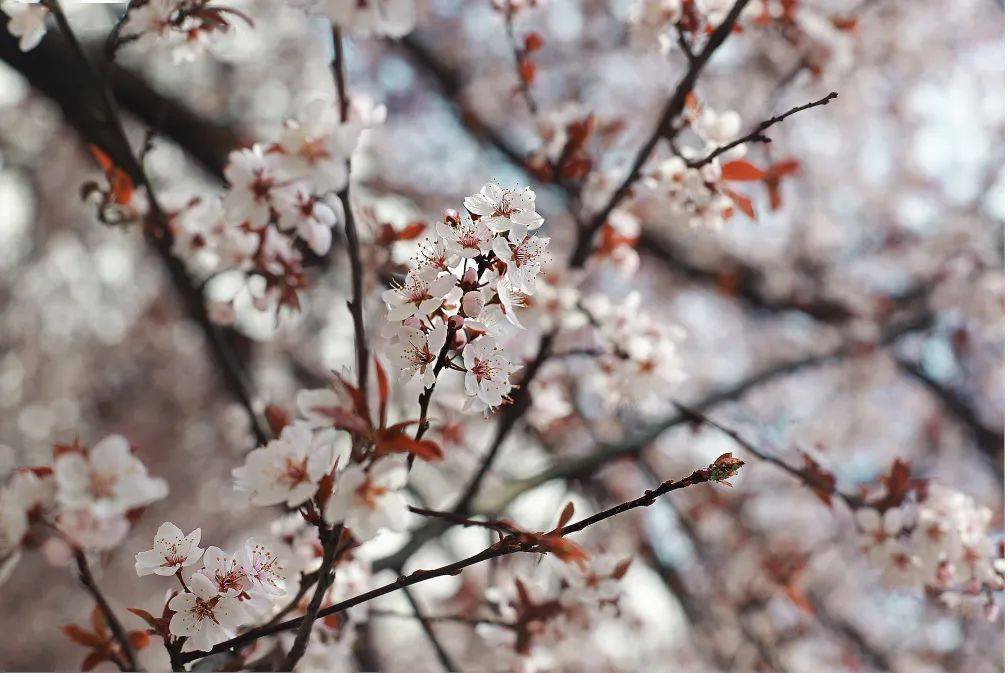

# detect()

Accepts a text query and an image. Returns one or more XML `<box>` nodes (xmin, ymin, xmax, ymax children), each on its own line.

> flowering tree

<box><xmin>0</xmin><ymin>0</ymin><xmax>1002</xmax><ymax>671</ymax></box>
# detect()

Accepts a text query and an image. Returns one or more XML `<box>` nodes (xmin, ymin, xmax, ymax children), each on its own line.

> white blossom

<box><xmin>135</xmin><ymin>521</ymin><xmax>205</xmax><ymax>577</ymax></box>
<box><xmin>1</xmin><ymin>0</ymin><xmax>48</xmax><ymax>52</ymax></box>
<box><xmin>232</xmin><ymin>422</ymin><xmax>347</xmax><ymax>508</ymax></box>
<box><xmin>382</xmin><ymin>269</ymin><xmax>456</xmax><ymax>322</ymax></box>
<box><xmin>464</xmin><ymin>183</ymin><xmax>544</xmax><ymax>242</ymax></box>
<box><xmin>168</xmin><ymin>572</ymin><xmax>247</xmax><ymax>652</ymax></box>
<box><xmin>323</xmin><ymin>461</ymin><xmax>409</xmax><ymax>540</ymax></box>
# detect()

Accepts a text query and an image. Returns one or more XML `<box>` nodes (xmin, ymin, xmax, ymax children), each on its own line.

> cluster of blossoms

<box><xmin>133</xmin><ymin>522</ymin><xmax>289</xmax><ymax>652</ymax></box>
<box><xmin>233</xmin><ymin>381</ymin><xmax>423</xmax><ymax>544</ymax></box>
<box><xmin>0</xmin><ymin>435</ymin><xmax>167</xmax><ymax>576</ymax></box>
<box><xmin>117</xmin><ymin>0</ymin><xmax>251</xmax><ymax>63</ymax></box>
<box><xmin>577</xmin><ymin>292</ymin><xmax>686</xmax><ymax>414</ymax></box>
<box><xmin>477</xmin><ymin>556</ymin><xmax>633</xmax><ymax>673</ymax></box>
<box><xmin>170</xmin><ymin>97</ymin><xmax>385</xmax><ymax>320</ymax></box>
<box><xmin>382</xmin><ymin>182</ymin><xmax>550</xmax><ymax>414</ymax></box>
<box><xmin>628</xmin><ymin>0</ymin><xmax>767</xmax><ymax>54</ymax></box>
<box><xmin>294</xmin><ymin>0</ymin><xmax>415</xmax><ymax>37</ymax></box>
<box><xmin>640</xmin><ymin>98</ymin><xmax>766</xmax><ymax>229</ymax></box>
<box><xmin>855</xmin><ymin>484</ymin><xmax>1004</xmax><ymax>617</ymax></box>
<box><xmin>1</xmin><ymin>0</ymin><xmax>48</xmax><ymax>52</ymax></box>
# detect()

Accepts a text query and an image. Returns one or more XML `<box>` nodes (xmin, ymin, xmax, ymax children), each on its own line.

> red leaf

<box><xmin>556</xmin><ymin>502</ymin><xmax>575</xmax><ymax>530</ymax></box>
<box><xmin>129</xmin><ymin>630</ymin><xmax>151</xmax><ymax>650</ymax></box>
<box><xmin>374</xmin><ymin>357</ymin><xmax>390</xmax><ymax>428</ymax></box>
<box><xmin>264</xmin><ymin>404</ymin><xmax>292</xmax><ymax>436</ymax></box>
<box><xmin>723</xmin><ymin>188</ymin><xmax>756</xmax><ymax>219</ymax></box>
<box><xmin>394</xmin><ymin>222</ymin><xmax>427</xmax><ymax>241</ymax></box>
<box><xmin>91</xmin><ymin>605</ymin><xmax>109</xmax><ymax>641</ymax></box>
<box><xmin>800</xmin><ymin>453</ymin><xmax>836</xmax><ymax>508</ymax></box>
<box><xmin>519</xmin><ymin>57</ymin><xmax>536</xmax><ymax>85</ymax></box>
<box><xmin>87</xmin><ymin>144</ymin><xmax>113</xmax><ymax>173</ymax></box>
<box><xmin>721</xmin><ymin>160</ymin><xmax>766</xmax><ymax>181</ymax></box>
<box><xmin>61</xmin><ymin>625</ymin><xmax>105</xmax><ymax>649</ymax></box>
<box><xmin>81</xmin><ymin>651</ymin><xmax>110</xmax><ymax>672</ymax></box>
<box><xmin>375</xmin><ymin>433</ymin><xmax>443</xmax><ymax>462</ymax></box>
<box><xmin>612</xmin><ymin>557</ymin><xmax>633</xmax><ymax>580</ymax></box>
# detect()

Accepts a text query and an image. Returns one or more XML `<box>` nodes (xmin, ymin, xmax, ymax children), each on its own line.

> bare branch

<box><xmin>178</xmin><ymin>457</ymin><xmax>739</xmax><ymax>665</ymax></box>
<box><xmin>687</xmin><ymin>91</ymin><xmax>839</xmax><ymax>168</ymax></box>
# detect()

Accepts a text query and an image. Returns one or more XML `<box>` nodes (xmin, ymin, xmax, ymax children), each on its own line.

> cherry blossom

<box><xmin>167</xmin><ymin>572</ymin><xmax>247</xmax><ymax>652</ymax></box>
<box><xmin>323</xmin><ymin>460</ymin><xmax>409</xmax><ymax>541</ymax></box>
<box><xmin>491</xmin><ymin>234</ymin><xmax>551</xmax><ymax>294</ymax></box>
<box><xmin>1</xmin><ymin>0</ymin><xmax>48</xmax><ymax>52</ymax></box>
<box><xmin>243</xmin><ymin>539</ymin><xmax>288</xmax><ymax>596</ymax></box>
<box><xmin>395</xmin><ymin>322</ymin><xmax>448</xmax><ymax>387</ymax></box>
<box><xmin>381</xmin><ymin>269</ymin><xmax>457</xmax><ymax>322</ymax></box>
<box><xmin>223</xmin><ymin>144</ymin><xmax>282</xmax><ymax>230</ymax></box>
<box><xmin>53</xmin><ymin>434</ymin><xmax>168</xmax><ymax>518</ymax></box>
<box><xmin>232</xmin><ymin>422</ymin><xmax>347</xmax><ymax>507</ymax></box>
<box><xmin>199</xmin><ymin>546</ymin><xmax>250</xmax><ymax>597</ymax></box>
<box><xmin>275</xmin><ymin>185</ymin><xmax>339</xmax><ymax>256</ymax></box>
<box><xmin>298</xmin><ymin>0</ymin><xmax>416</xmax><ymax>37</ymax></box>
<box><xmin>464</xmin><ymin>183</ymin><xmax>544</xmax><ymax>242</ymax></box>
<box><xmin>436</xmin><ymin>214</ymin><xmax>495</xmax><ymax>258</ymax></box>
<box><xmin>135</xmin><ymin>522</ymin><xmax>204</xmax><ymax>577</ymax></box>
<box><xmin>463</xmin><ymin>337</ymin><xmax>520</xmax><ymax>412</ymax></box>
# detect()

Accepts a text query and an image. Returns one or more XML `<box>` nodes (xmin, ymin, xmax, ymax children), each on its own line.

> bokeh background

<box><xmin>0</xmin><ymin>0</ymin><xmax>1003</xmax><ymax>670</ymax></box>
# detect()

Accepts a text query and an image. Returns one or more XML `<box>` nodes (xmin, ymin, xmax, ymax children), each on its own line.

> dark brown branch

<box><xmin>501</xmin><ymin>7</ymin><xmax>538</xmax><ymax>115</ymax></box>
<box><xmin>687</xmin><ymin>91</ymin><xmax>838</xmax><ymax>168</ymax></box>
<box><xmin>331</xmin><ymin>26</ymin><xmax>370</xmax><ymax>399</ymax></box>
<box><xmin>895</xmin><ymin>357</ymin><xmax>1004</xmax><ymax>471</ymax></box>
<box><xmin>670</xmin><ymin>399</ymin><xmax>864</xmax><ymax>509</ymax></box>
<box><xmin>178</xmin><ymin>458</ymin><xmax>735</xmax><ymax>665</ymax></box>
<box><xmin>568</xmin><ymin>0</ymin><xmax>753</xmax><ymax>267</ymax></box>
<box><xmin>283</xmin><ymin>526</ymin><xmax>341</xmax><ymax>669</ymax></box>
<box><xmin>11</xmin><ymin>4</ymin><xmax>269</xmax><ymax>446</ymax></box>
<box><xmin>73</xmin><ymin>550</ymin><xmax>139</xmax><ymax>672</ymax></box>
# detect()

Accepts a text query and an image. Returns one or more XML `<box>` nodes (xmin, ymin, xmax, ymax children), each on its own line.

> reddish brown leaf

<box><xmin>723</xmin><ymin>187</ymin><xmax>756</xmax><ymax>219</ymax></box>
<box><xmin>721</xmin><ymin>160</ymin><xmax>766</xmax><ymax>181</ymax></box>
<box><xmin>556</xmin><ymin>501</ymin><xmax>576</xmax><ymax>530</ymax></box>
<box><xmin>375</xmin><ymin>433</ymin><xmax>443</xmax><ymax>462</ymax></box>
<box><xmin>374</xmin><ymin>357</ymin><xmax>390</xmax><ymax>428</ymax></box>
<box><xmin>524</xmin><ymin>32</ymin><xmax>544</xmax><ymax>52</ymax></box>
<box><xmin>519</xmin><ymin>57</ymin><xmax>536</xmax><ymax>85</ymax></box>
<box><xmin>81</xmin><ymin>651</ymin><xmax>111</xmax><ymax>672</ymax></box>
<box><xmin>800</xmin><ymin>453</ymin><xmax>836</xmax><ymax>508</ymax></box>
<box><xmin>265</xmin><ymin>404</ymin><xmax>292</xmax><ymax>436</ymax></box>
<box><xmin>129</xmin><ymin>630</ymin><xmax>151</xmax><ymax>650</ymax></box>
<box><xmin>394</xmin><ymin>222</ymin><xmax>427</xmax><ymax>241</ymax></box>
<box><xmin>612</xmin><ymin>557</ymin><xmax>633</xmax><ymax>580</ymax></box>
<box><xmin>61</xmin><ymin>625</ymin><xmax>105</xmax><ymax>649</ymax></box>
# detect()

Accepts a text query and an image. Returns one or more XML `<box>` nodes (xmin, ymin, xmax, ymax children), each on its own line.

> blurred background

<box><xmin>0</xmin><ymin>0</ymin><xmax>1003</xmax><ymax>670</ymax></box>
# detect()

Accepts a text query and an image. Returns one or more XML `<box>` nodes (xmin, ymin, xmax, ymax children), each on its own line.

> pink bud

<box><xmin>444</xmin><ymin>208</ymin><xmax>460</xmax><ymax>225</ymax></box>
<box><xmin>462</xmin><ymin>267</ymin><xmax>478</xmax><ymax>285</ymax></box>
<box><xmin>448</xmin><ymin>315</ymin><xmax>465</xmax><ymax>330</ymax></box>
<box><xmin>462</xmin><ymin>291</ymin><xmax>484</xmax><ymax>318</ymax></box>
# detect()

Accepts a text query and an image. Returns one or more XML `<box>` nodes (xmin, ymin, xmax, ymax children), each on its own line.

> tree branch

<box><xmin>178</xmin><ymin>458</ymin><xmax>737</xmax><ymax>665</ymax></box>
<box><xmin>73</xmin><ymin>549</ymin><xmax>139</xmax><ymax>672</ymax></box>
<box><xmin>687</xmin><ymin>91</ymin><xmax>838</xmax><ymax>168</ymax></box>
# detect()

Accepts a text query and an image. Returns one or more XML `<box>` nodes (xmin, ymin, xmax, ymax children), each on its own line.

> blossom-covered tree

<box><xmin>0</xmin><ymin>0</ymin><xmax>1002</xmax><ymax>671</ymax></box>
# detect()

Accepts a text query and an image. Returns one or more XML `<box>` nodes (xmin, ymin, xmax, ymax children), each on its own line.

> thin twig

<box><xmin>687</xmin><ymin>91</ymin><xmax>838</xmax><ymax>168</ymax></box>
<box><xmin>568</xmin><ymin>0</ymin><xmax>754</xmax><ymax>267</ymax></box>
<box><xmin>73</xmin><ymin>550</ymin><xmax>139</xmax><ymax>672</ymax></box>
<box><xmin>331</xmin><ymin>26</ymin><xmax>370</xmax><ymax>398</ymax></box>
<box><xmin>178</xmin><ymin>459</ymin><xmax>734</xmax><ymax>665</ymax></box>
<box><xmin>39</xmin><ymin>0</ymin><xmax>270</xmax><ymax>446</ymax></box>
<box><xmin>283</xmin><ymin>526</ymin><xmax>341</xmax><ymax>669</ymax></box>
